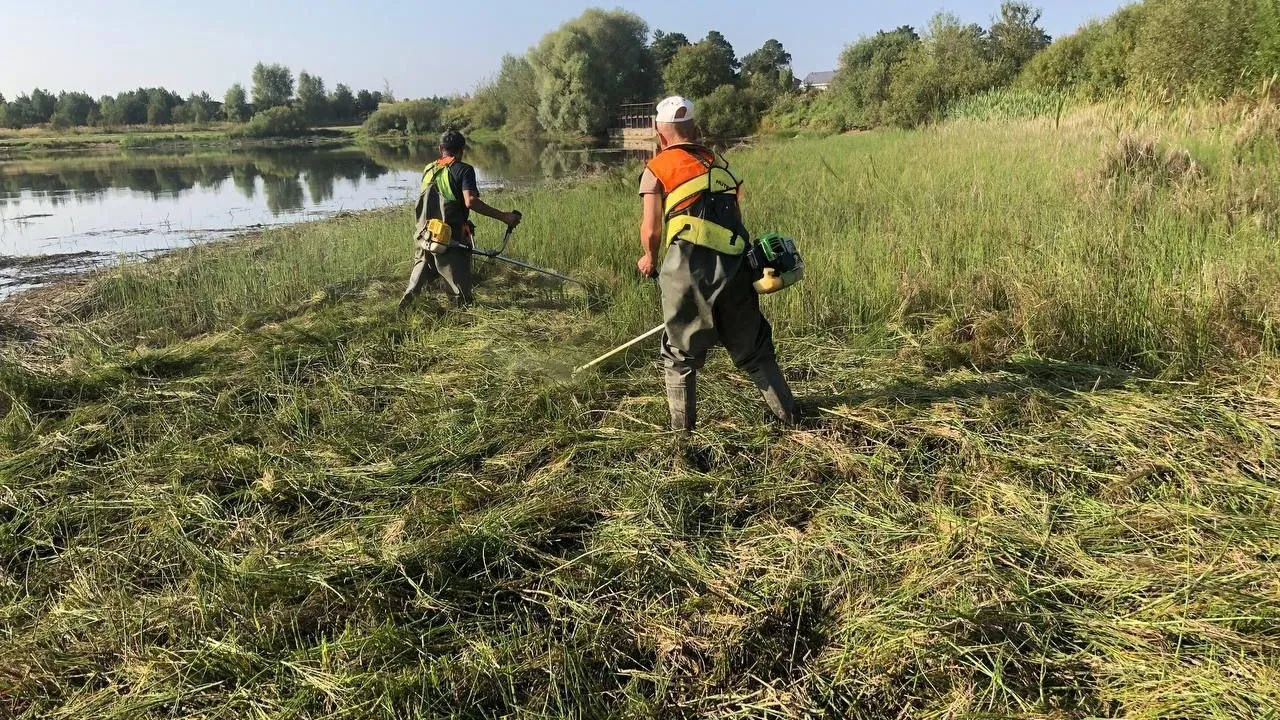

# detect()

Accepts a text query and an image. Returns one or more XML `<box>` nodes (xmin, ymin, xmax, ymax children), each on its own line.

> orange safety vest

<box><xmin>646</xmin><ymin>144</ymin><xmax>748</xmax><ymax>255</ymax></box>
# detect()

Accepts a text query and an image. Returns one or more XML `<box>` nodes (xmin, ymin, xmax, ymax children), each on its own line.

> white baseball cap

<box><xmin>656</xmin><ymin>96</ymin><xmax>695</xmax><ymax>123</ymax></box>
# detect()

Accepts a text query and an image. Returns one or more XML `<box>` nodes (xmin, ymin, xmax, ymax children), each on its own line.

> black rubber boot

<box><xmin>750</xmin><ymin>360</ymin><xmax>800</xmax><ymax>427</ymax></box>
<box><xmin>665</xmin><ymin>370</ymin><xmax>697</xmax><ymax>433</ymax></box>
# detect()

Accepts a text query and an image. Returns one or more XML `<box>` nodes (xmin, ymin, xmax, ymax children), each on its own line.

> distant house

<box><xmin>802</xmin><ymin>71</ymin><xmax>836</xmax><ymax>91</ymax></box>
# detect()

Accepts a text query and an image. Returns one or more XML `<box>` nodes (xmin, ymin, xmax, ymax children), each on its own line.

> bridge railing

<box><xmin>611</xmin><ymin>102</ymin><xmax>655</xmax><ymax>130</ymax></box>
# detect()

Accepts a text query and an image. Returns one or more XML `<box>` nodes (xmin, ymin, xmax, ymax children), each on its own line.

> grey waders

<box><xmin>400</xmin><ymin>160</ymin><xmax>474</xmax><ymax>309</ymax></box>
<box><xmin>659</xmin><ymin>240</ymin><xmax>798</xmax><ymax>432</ymax></box>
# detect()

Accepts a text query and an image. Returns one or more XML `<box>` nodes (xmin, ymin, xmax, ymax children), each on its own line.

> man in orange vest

<box><xmin>637</xmin><ymin>96</ymin><xmax>798</xmax><ymax>432</ymax></box>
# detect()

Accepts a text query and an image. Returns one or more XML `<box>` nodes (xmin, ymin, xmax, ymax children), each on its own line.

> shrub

<box><xmin>1234</xmin><ymin>103</ymin><xmax>1280</xmax><ymax>161</ymax></box>
<box><xmin>238</xmin><ymin>106</ymin><xmax>310</xmax><ymax>138</ymax></box>
<box><xmin>1100</xmin><ymin>135</ymin><xmax>1206</xmax><ymax>191</ymax></box>
<box><xmin>1127</xmin><ymin>0</ymin><xmax>1258</xmax><ymax>98</ymax></box>
<box><xmin>360</xmin><ymin>99</ymin><xmax>449</xmax><ymax>137</ymax></box>
<box><xmin>1019</xmin><ymin>22</ymin><xmax>1100</xmax><ymax>91</ymax></box>
<box><xmin>946</xmin><ymin>87</ymin><xmax>1071</xmax><ymax>122</ymax></box>
<box><xmin>697</xmin><ymin>85</ymin><xmax>770</xmax><ymax>138</ymax></box>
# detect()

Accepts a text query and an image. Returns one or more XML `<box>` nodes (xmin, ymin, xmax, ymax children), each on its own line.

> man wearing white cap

<box><xmin>637</xmin><ymin>95</ymin><xmax>798</xmax><ymax>432</ymax></box>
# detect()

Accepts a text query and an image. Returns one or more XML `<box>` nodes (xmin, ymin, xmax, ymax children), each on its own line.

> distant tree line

<box><xmin>774</xmin><ymin>0</ymin><xmax>1280</xmax><ymax>133</ymax></box>
<box><xmin>770</xmin><ymin>2</ymin><xmax>1052</xmax><ymax>131</ymax></box>
<box><xmin>429</xmin><ymin>8</ymin><xmax>798</xmax><ymax>139</ymax></box>
<box><xmin>0</xmin><ymin>63</ymin><xmax>393</xmax><ymax>131</ymax></box>
<box><xmin>7</xmin><ymin>0</ymin><xmax>1271</xmax><ymax>140</ymax></box>
<box><xmin>423</xmin><ymin>0</ymin><xmax>1279</xmax><ymax>140</ymax></box>
<box><xmin>1020</xmin><ymin>0</ymin><xmax>1280</xmax><ymax>99</ymax></box>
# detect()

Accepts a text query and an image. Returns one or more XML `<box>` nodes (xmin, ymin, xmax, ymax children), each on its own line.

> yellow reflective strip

<box><xmin>666</xmin><ymin>216</ymin><xmax>746</xmax><ymax>255</ymax></box>
<box><xmin>664</xmin><ymin>175</ymin><xmax>707</xmax><ymax>214</ymax></box>
<box><xmin>662</xmin><ymin>167</ymin><xmax>741</xmax><ymax>215</ymax></box>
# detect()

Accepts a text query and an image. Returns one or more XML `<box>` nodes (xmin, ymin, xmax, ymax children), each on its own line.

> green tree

<box><xmin>4</xmin><ymin>95</ymin><xmax>31</xmax><ymax>127</ymax></box>
<box><xmin>97</xmin><ymin>96</ymin><xmax>122</xmax><ymax>126</ymax></box>
<box><xmin>664</xmin><ymin>40</ymin><xmax>740</xmax><ymax>99</ymax></box>
<box><xmin>147</xmin><ymin>100</ymin><xmax>171</xmax><ymax>125</ymax></box>
<box><xmin>1128</xmin><ymin>0</ymin><xmax>1258</xmax><ymax>97</ymax></box>
<box><xmin>329</xmin><ymin>83</ymin><xmax>357</xmax><ymax>122</ymax></box>
<box><xmin>834</xmin><ymin>26</ymin><xmax>921</xmax><ymax>126</ymax></box>
<box><xmin>988</xmin><ymin>2</ymin><xmax>1052</xmax><ymax>83</ymax></box>
<box><xmin>451</xmin><ymin>54</ymin><xmax>543</xmax><ymax>135</ymax></box>
<box><xmin>0</xmin><ymin>94</ymin><xmax>7</xmax><ymax>129</ymax></box>
<box><xmin>53</xmin><ymin>91</ymin><xmax>96</xmax><ymax>127</ymax></box>
<box><xmin>1019</xmin><ymin>21</ymin><xmax>1094</xmax><ymax>90</ymax></box>
<box><xmin>742</xmin><ymin>39</ymin><xmax>792</xmax><ymax>81</ymax></box>
<box><xmin>495</xmin><ymin>55</ymin><xmax>540</xmax><ymax>135</ymax></box>
<box><xmin>528</xmin><ymin>9</ymin><xmax>658</xmax><ymax>135</ymax></box>
<box><xmin>885</xmin><ymin>14</ymin><xmax>999</xmax><ymax>128</ymax></box>
<box><xmin>1082</xmin><ymin>4</ymin><xmax>1147</xmax><ymax>94</ymax></box>
<box><xmin>224</xmin><ymin>83</ymin><xmax>249</xmax><ymax>121</ymax></box>
<box><xmin>651</xmin><ymin>30</ymin><xmax>691</xmax><ymax>71</ymax></box>
<box><xmin>361</xmin><ymin>98</ymin><xmax>449</xmax><ymax>136</ymax></box>
<box><xmin>179</xmin><ymin>92</ymin><xmax>218</xmax><ymax>124</ymax></box>
<box><xmin>450</xmin><ymin>84</ymin><xmax>506</xmax><ymax>131</ymax></box>
<box><xmin>147</xmin><ymin>101</ymin><xmax>171</xmax><ymax>125</ymax></box>
<box><xmin>704</xmin><ymin>31</ymin><xmax>741</xmax><ymax>72</ymax></box>
<box><xmin>698</xmin><ymin>84</ymin><xmax>770</xmax><ymax>137</ymax></box>
<box><xmin>355</xmin><ymin>89</ymin><xmax>380</xmax><ymax>117</ymax></box>
<box><xmin>252</xmin><ymin>62</ymin><xmax>294</xmax><ymax>110</ymax></box>
<box><xmin>116</xmin><ymin>89</ymin><xmax>149</xmax><ymax>125</ymax></box>
<box><xmin>296</xmin><ymin>71</ymin><xmax>329</xmax><ymax>123</ymax></box>
<box><xmin>1255</xmin><ymin>0</ymin><xmax>1280</xmax><ymax>80</ymax></box>
<box><xmin>29</xmin><ymin>89</ymin><xmax>57</xmax><ymax>123</ymax></box>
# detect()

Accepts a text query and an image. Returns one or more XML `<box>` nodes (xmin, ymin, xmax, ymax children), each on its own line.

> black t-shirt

<box><xmin>424</xmin><ymin>161</ymin><xmax>479</xmax><ymax>231</ymax></box>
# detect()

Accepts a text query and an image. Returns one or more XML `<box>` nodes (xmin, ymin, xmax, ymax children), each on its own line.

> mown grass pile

<box><xmin>2</xmin><ymin>101</ymin><xmax>1280</xmax><ymax>718</ymax></box>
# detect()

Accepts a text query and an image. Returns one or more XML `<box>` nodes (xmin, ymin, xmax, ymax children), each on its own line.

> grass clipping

<box><xmin>4</xmin><ymin>106</ymin><xmax>1280</xmax><ymax>718</ymax></box>
<box><xmin>3</xmin><ymin>284</ymin><xmax>1280</xmax><ymax>718</ymax></box>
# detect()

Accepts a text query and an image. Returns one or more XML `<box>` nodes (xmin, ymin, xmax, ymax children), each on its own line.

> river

<box><xmin>0</xmin><ymin>140</ymin><xmax>649</xmax><ymax>295</ymax></box>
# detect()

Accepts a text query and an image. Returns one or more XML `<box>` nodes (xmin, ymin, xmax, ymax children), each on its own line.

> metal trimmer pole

<box><xmin>481</xmin><ymin>253</ymin><xmax>586</xmax><ymax>288</ymax></box>
<box><xmin>573</xmin><ymin>324</ymin><xmax>665</xmax><ymax>375</ymax></box>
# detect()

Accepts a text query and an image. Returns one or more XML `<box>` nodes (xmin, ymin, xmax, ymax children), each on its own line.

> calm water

<box><xmin>0</xmin><ymin>141</ymin><xmax>650</xmax><ymax>293</ymax></box>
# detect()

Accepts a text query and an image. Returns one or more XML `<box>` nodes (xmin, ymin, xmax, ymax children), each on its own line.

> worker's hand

<box><xmin>504</xmin><ymin>210</ymin><xmax>523</xmax><ymax>229</ymax></box>
<box><xmin>636</xmin><ymin>252</ymin><xmax>659</xmax><ymax>279</ymax></box>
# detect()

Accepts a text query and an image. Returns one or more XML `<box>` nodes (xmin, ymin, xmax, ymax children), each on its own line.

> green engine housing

<box><xmin>746</xmin><ymin>233</ymin><xmax>804</xmax><ymax>294</ymax></box>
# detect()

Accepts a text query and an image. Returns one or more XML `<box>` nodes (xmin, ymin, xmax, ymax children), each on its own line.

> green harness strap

<box><xmin>419</xmin><ymin>162</ymin><xmax>457</xmax><ymax>204</ymax></box>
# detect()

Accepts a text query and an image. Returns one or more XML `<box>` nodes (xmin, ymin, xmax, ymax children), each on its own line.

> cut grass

<box><xmin>2</xmin><ymin>102</ymin><xmax>1280</xmax><ymax>718</ymax></box>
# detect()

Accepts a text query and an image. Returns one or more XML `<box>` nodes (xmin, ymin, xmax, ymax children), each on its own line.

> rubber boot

<box><xmin>665</xmin><ymin>369</ymin><xmax>697</xmax><ymax>433</ymax></box>
<box><xmin>750</xmin><ymin>360</ymin><xmax>799</xmax><ymax>427</ymax></box>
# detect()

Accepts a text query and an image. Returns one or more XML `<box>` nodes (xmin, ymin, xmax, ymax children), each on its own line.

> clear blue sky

<box><xmin>0</xmin><ymin>0</ymin><xmax>1131</xmax><ymax>100</ymax></box>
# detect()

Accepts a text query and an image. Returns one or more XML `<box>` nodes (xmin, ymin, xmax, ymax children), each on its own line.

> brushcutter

<box><xmin>463</xmin><ymin>213</ymin><xmax>586</xmax><ymax>289</ymax></box>
<box><xmin>573</xmin><ymin>324</ymin><xmax>665</xmax><ymax>375</ymax></box>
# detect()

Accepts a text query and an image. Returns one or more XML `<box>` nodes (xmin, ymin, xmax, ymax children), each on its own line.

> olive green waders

<box><xmin>401</xmin><ymin>240</ymin><xmax>473</xmax><ymax>308</ymax></box>
<box><xmin>400</xmin><ymin>165</ymin><xmax>474</xmax><ymax>308</ymax></box>
<box><xmin>659</xmin><ymin>240</ymin><xmax>798</xmax><ymax>431</ymax></box>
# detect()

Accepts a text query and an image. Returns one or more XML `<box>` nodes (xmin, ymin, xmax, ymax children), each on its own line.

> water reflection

<box><xmin>0</xmin><ymin>141</ymin><xmax>652</xmax><ymax>211</ymax></box>
<box><xmin>0</xmin><ymin>140</ymin><xmax>651</xmax><ymax>292</ymax></box>
<box><xmin>0</xmin><ymin>149</ymin><xmax>391</xmax><ymax>209</ymax></box>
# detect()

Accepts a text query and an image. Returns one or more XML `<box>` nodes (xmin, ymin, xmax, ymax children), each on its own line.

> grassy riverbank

<box><xmin>0</xmin><ymin>124</ymin><xmax>359</xmax><ymax>157</ymax></box>
<box><xmin>3</xmin><ymin>100</ymin><xmax>1280</xmax><ymax>718</ymax></box>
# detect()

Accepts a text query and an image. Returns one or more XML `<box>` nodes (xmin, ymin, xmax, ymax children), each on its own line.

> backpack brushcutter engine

<box><xmin>746</xmin><ymin>233</ymin><xmax>804</xmax><ymax>294</ymax></box>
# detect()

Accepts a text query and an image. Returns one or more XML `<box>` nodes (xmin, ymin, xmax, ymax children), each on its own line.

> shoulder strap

<box><xmin>668</xmin><ymin>143</ymin><xmax>717</xmax><ymax>168</ymax></box>
<box><xmin>419</xmin><ymin>162</ymin><xmax>459</xmax><ymax>221</ymax></box>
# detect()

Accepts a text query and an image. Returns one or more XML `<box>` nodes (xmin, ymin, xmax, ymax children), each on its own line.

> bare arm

<box><xmin>637</xmin><ymin>192</ymin><xmax>663</xmax><ymax>277</ymax></box>
<box><xmin>463</xmin><ymin>189</ymin><xmax>520</xmax><ymax>228</ymax></box>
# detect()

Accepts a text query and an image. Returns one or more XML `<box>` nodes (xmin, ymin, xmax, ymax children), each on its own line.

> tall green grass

<box><xmin>3</xmin><ymin>102</ymin><xmax>1280</xmax><ymax>718</ymax></box>
<box><xmin>63</xmin><ymin>100</ymin><xmax>1280</xmax><ymax>372</ymax></box>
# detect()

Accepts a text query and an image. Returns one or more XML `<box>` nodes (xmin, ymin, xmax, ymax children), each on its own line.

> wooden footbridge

<box><xmin>609</xmin><ymin>102</ymin><xmax>656</xmax><ymax>147</ymax></box>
